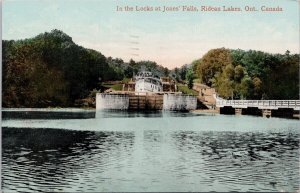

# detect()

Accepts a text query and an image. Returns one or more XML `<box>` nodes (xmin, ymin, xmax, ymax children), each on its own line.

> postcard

<box><xmin>1</xmin><ymin>0</ymin><xmax>299</xmax><ymax>192</ymax></box>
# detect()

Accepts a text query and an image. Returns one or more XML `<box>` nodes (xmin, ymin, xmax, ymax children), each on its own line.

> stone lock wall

<box><xmin>96</xmin><ymin>93</ymin><xmax>197</xmax><ymax>111</ymax></box>
<box><xmin>96</xmin><ymin>93</ymin><xmax>129</xmax><ymax>110</ymax></box>
<box><xmin>163</xmin><ymin>94</ymin><xmax>197</xmax><ymax>111</ymax></box>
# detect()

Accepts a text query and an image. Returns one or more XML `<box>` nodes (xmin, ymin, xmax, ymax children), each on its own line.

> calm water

<box><xmin>2</xmin><ymin>111</ymin><xmax>300</xmax><ymax>192</ymax></box>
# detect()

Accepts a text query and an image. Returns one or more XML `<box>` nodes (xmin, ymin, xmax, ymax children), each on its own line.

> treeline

<box><xmin>169</xmin><ymin>64</ymin><xmax>194</xmax><ymax>89</ymax></box>
<box><xmin>193</xmin><ymin>48</ymin><xmax>299</xmax><ymax>100</ymax></box>
<box><xmin>108</xmin><ymin>58</ymin><xmax>169</xmax><ymax>80</ymax></box>
<box><xmin>3</xmin><ymin>30</ymin><xmax>298</xmax><ymax>107</ymax></box>
<box><xmin>2</xmin><ymin>29</ymin><xmax>169</xmax><ymax>107</ymax></box>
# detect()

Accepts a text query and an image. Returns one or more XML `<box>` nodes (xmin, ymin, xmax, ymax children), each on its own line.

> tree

<box><xmin>252</xmin><ymin>77</ymin><xmax>262</xmax><ymax>99</ymax></box>
<box><xmin>186</xmin><ymin>68</ymin><xmax>194</xmax><ymax>89</ymax></box>
<box><xmin>2</xmin><ymin>41</ymin><xmax>68</xmax><ymax>107</ymax></box>
<box><xmin>234</xmin><ymin>65</ymin><xmax>245</xmax><ymax>82</ymax></box>
<box><xmin>174</xmin><ymin>67</ymin><xmax>180</xmax><ymax>81</ymax></box>
<box><xmin>2</xmin><ymin>29</ymin><xmax>109</xmax><ymax>107</ymax></box>
<box><xmin>180</xmin><ymin>65</ymin><xmax>188</xmax><ymax>80</ymax></box>
<box><xmin>163</xmin><ymin>67</ymin><xmax>169</xmax><ymax>77</ymax></box>
<box><xmin>196</xmin><ymin>48</ymin><xmax>299</xmax><ymax>100</ymax></box>
<box><xmin>224</xmin><ymin>64</ymin><xmax>235</xmax><ymax>81</ymax></box>
<box><xmin>236</xmin><ymin>75</ymin><xmax>252</xmax><ymax>99</ymax></box>
<box><xmin>195</xmin><ymin>48</ymin><xmax>232</xmax><ymax>86</ymax></box>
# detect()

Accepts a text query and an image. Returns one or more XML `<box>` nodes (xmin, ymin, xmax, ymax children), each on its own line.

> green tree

<box><xmin>163</xmin><ymin>67</ymin><xmax>169</xmax><ymax>77</ymax></box>
<box><xmin>2</xmin><ymin>29</ymin><xmax>110</xmax><ymax>107</ymax></box>
<box><xmin>195</xmin><ymin>48</ymin><xmax>232</xmax><ymax>86</ymax></box>
<box><xmin>180</xmin><ymin>65</ymin><xmax>188</xmax><ymax>80</ymax></box>
<box><xmin>186</xmin><ymin>68</ymin><xmax>194</xmax><ymax>89</ymax></box>
<box><xmin>2</xmin><ymin>42</ymin><xmax>68</xmax><ymax>107</ymax></box>
<box><xmin>202</xmin><ymin>48</ymin><xmax>299</xmax><ymax>100</ymax></box>
<box><xmin>234</xmin><ymin>65</ymin><xmax>245</xmax><ymax>82</ymax></box>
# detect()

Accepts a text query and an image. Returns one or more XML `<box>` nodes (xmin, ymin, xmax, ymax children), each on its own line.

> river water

<box><xmin>2</xmin><ymin>111</ymin><xmax>300</xmax><ymax>192</ymax></box>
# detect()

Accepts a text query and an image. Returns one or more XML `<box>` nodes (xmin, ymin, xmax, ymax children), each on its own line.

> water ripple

<box><xmin>2</xmin><ymin>118</ymin><xmax>299</xmax><ymax>192</ymax></box>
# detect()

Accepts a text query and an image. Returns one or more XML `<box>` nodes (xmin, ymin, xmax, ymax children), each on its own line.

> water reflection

<box><xmin>171</xmin><ymin>131</ymin><xmax>299</xmax><ymax>191</ymax></box>
<box><xmin>96</xmin><ymin>110</ymin><xmax>205</xmax><ymax>118</ymax></box>
<box><xmin>2</xmin><ymin>127</ymin><xmax>134</xmax><ymax>192</ymax></box>
<box><xmin>96</xmin><ymin>110</ymin><xmax>164</xmax><ymax>118</ymax></box>
<box><xmin>2</xmin><ymin>115</ymin><xmax>300</xmax><ymax>192</ymax></box>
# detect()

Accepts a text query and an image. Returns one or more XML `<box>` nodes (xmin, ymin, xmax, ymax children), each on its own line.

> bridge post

<box><xmin>214</xmin><ymin>96</ymin><xmax>300</xmax><ymax>118</ymax></box>
<box><xmin>262</xmin><ymin>109</ymin><xmax>272</xmax><ymax>118</ymax></box>
<box><xmin>235</xmin><ymin>108</ymin><xmax>243</xmax><ymax>115</ymax></box>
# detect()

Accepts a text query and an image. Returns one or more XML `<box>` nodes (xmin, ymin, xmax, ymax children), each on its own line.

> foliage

<box><xmin>3</xmin><ymin>37</ymin><xmax>68</xmax><ymax>107</ymax></box>
<box><xmin>177</xmin><ymin>84</ymin><xmax>198</xmax><ymax>96</ymax></box>
<box><xmin>122</xmin><ymin>59</ymin><xmax>170</xmax><ymax>79</ymax></box>
<box><xmin>4</xmin><ymin>29</ymin><xmax>297</xmax><ymax>108</ymax></box>
<box><xmin>194</xmin><ymin>48</ymin><xmax>299</xmax><ymax>99</ymax></box>
<box><xmin>185</xmin><ymin>68</ymin><xmax>194</xmax><ymax>89</ymax></box>
<box><xmin>195</xmin><ymin>48</ymin><xmax>232</xmax><ymax>86</ymax></box>
<box><xmin>102</xmin><ymin>83</ymin><xmax>123</xmax><ymax>91</ymax></box>
<box><xmin>3</xmin><ymin>30</ymin><xmax>111</xmax><ymax>107</ymax></box>
<box><xmin>111</xmin><ymin>84</ymin><xmax>123</xmax><ymax>91</ymax></box>
<box><xmin>170</xmin><ymin>64</ymin><xmax>191</xmax><ymax>83</ymax></box>
<box><xmin>3</xmin><ymin>30</ymin><xmax>174</xmax><ymax>107</ymax></box>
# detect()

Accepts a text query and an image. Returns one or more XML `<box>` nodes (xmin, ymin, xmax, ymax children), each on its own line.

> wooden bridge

<box><xmin>214</xmin><ymin>95</ymin><xmax>300</xmax><ymax>118</ymax></box>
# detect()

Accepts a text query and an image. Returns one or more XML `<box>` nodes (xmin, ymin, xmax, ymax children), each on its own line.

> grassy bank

<box><xmin>177</xmin><ymin>84</ymin><xmax>198</xmax><ymax>95</ymax></box>
<box><xmin>102</xmin><ymin>83</ymin><xmax>123</xmax><ymax>91</ymax></box>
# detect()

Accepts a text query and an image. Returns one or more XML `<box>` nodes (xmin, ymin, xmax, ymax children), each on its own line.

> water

<box><xmin>2</xmin><ymin>111</ymin><xmax>300</xmax><ymax>192</ymax></box>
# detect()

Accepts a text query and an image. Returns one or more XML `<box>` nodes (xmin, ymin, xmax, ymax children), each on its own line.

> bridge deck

<box><xmin>214</xmin><ymin>95</ymin><xmax>300</xmax><ymax>110</ymax></box>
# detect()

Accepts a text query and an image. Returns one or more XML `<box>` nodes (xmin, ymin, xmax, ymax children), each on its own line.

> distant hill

<box><xmin>2</xmin><ymin>29</ymin><xmax>171</xmax><ymax>107</ymax></box>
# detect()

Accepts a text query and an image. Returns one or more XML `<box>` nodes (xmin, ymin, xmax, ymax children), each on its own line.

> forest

<box><xmin>2</xmin><ymin>30</ymin><xmax>299</xmax><ymax>108</ymax></box>
<box><xmin>2</xmin><ymin>30</ymin><xmax>169</xmax><ymax>107</ymax></box>
<box><xmin>193</xmin><ymin>48</ymin><xmax>299</xmax><ymax>100</ymax></box>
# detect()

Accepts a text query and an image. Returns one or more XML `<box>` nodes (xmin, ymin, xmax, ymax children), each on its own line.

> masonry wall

<box><xmin>96</xmin><ymin>93</ymin><xmax>129</xmax><ymax>110</ymax></box>
<box><xmin>96</xmin><ymin>93</ymin><xmax>197</xmax><ymax>111</ymax></box>
<box><xmin>163</xmin><ymin>94</ymin><xmax>197</xmax><ymax>111</ymax></box>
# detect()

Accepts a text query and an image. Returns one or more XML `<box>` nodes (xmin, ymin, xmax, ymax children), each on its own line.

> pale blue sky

<box><xmin>3</xmin><ymin>0</ymin><xmax>299</xmax><ymax>68</ymax></box>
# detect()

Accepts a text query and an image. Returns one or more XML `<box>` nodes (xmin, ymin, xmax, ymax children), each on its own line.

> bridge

<box><xmin>215</xmin><ymin>95</ymin><xmax>300</xmax><ymax>110</ymax></box>
<box><xmin>213</xmin><ymin>95</ymin><xmax>300</xmax><ymax>118</ymax></box>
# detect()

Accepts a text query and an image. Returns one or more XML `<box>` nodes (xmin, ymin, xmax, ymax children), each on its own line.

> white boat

<box><xmin>135</xmin><ymin>71</ymin><xmax>163</xmax><ymax>94</ymax></box>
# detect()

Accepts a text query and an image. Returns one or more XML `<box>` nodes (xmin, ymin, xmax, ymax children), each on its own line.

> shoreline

<box><xmin>192</xmin><ymin>109</ymin><xmax>219</xmax><ymax>114</ymax></box>
<box><xmin>1</xmin><ymin>108</ymin><xmax>299</xmax><ymax>120</ymax></box>
<box><xmin>2</xmin><ymin>108</ymin><xmax>96</xmax><ymax>119</ymax></box>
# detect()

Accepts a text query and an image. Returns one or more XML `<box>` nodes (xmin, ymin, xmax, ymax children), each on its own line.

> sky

<box><xmin>3</xmin><ymin>0</ymin><xmax>299</xmax><ymax>68</ymax></box>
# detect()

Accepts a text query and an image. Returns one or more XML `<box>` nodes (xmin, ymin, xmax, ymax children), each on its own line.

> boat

<box><xmin>135</xmin><ymin>71</ymin><xmax>163</xmax><ymax>94</ymax></box>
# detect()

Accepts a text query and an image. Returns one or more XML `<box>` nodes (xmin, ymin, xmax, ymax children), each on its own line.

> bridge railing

<box><xmin>213</xmin><ymin>94</ymin><xmax>300</xmax><ymax>110</ymax></box>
